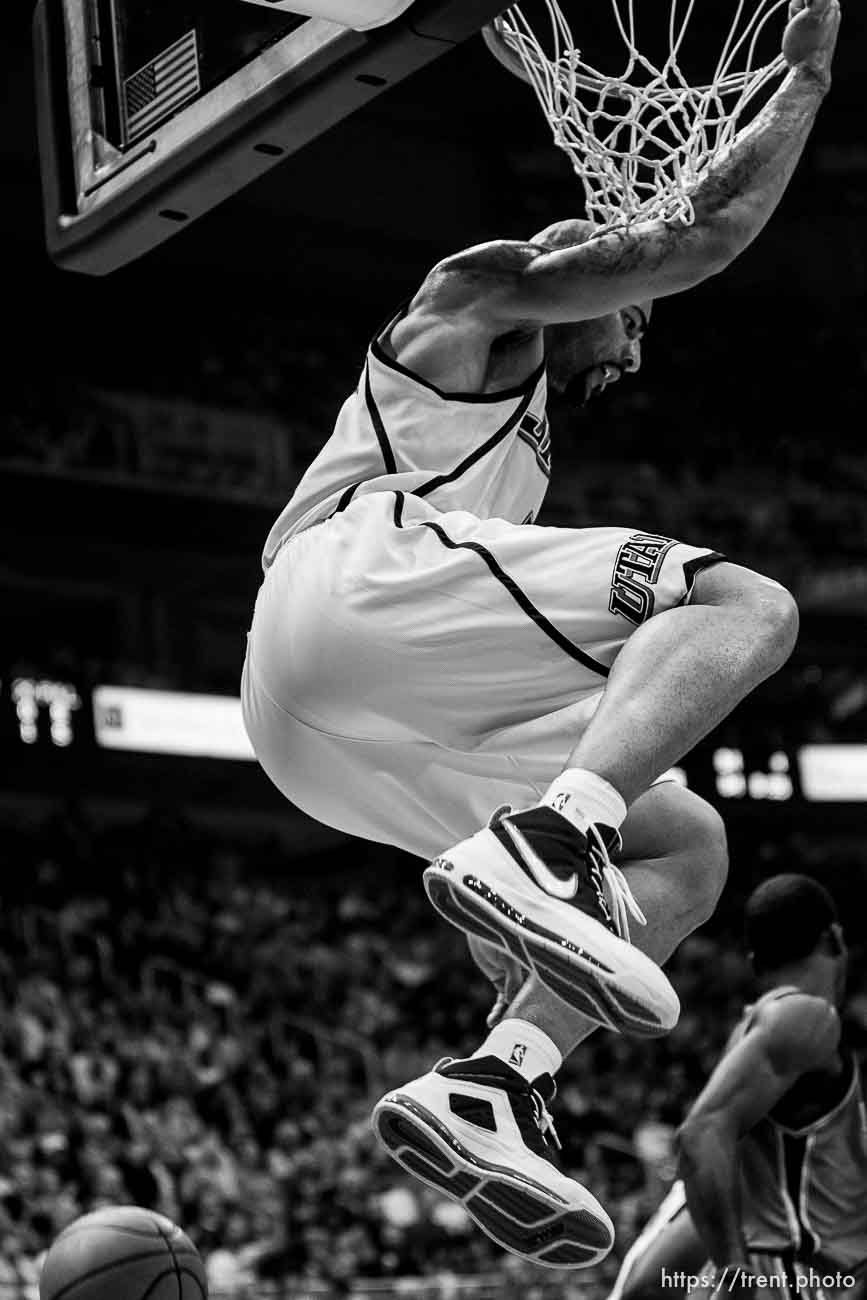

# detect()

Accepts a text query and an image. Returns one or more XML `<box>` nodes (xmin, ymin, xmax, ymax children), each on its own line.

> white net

<box><xmin>484</xmin><ymin>0</ymin><xmax>791</xmax><ymax>227</ymax></box>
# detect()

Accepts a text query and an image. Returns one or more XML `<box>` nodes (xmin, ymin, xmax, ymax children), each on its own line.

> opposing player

<box><xmin>241</xmin><ymin>0</ymin><xmax>839</xmax><ymax>1269</ymax></box>
<box><xmin>609</xmin><ymin>874</ymin><xmax>867</xmax><ymax>1300</ymax></box>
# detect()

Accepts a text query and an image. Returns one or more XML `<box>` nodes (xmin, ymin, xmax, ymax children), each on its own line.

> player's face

<box><xmin>545</xmin><ymin>302</ymin><xmax>651</xmax><ymax>403</ymax></box>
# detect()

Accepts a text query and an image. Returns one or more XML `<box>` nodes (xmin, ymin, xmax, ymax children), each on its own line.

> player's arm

<box><xmin>426</xmin><ymin>0</ymin><xmax>838</xmax><ymax>327</ymax></box>
<box><xmin>676</xmin><ymin>995</ymin><xmax>840</xmax><ymax>1269</ymax></box>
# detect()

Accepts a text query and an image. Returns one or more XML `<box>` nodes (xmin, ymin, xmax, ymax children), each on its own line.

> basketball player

<box><xmin>241</xmin><ymin>0</ymin><xmax>839</xmax><ymax>1268</ymax></box>
<box><xmin>608</xmin><ymin>874</ymin><xmax>866</xmax><ymax>1300</ymax></box>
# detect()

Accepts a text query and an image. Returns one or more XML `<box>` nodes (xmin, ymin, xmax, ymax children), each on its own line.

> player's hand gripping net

<box><xmin>782</xmin><ymin>0</ymin><xmax>840</xmax><ymax>86</ymax></box>
<box><xmin>483</xmin><ymin>0</ymin><xmax>823</xmax><ymax>228</ymax></box>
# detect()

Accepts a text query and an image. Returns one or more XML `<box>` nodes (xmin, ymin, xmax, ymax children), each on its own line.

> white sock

<box><xmin>542</xmin><ymin>768</ymin><xmax>627</xmax><ymax>834</ymax></box>
<box><xmin>473</xmin><ymin>1018</ymin><xmax>562</xmax><ymax>1083</ymax></box>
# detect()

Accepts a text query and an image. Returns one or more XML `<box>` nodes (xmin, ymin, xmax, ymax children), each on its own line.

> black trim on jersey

<box><xmin>679</xmin><ymin>551</ymin><xmax>727</xmax><ymax>604</ymax></box>
<box><xmin>370</xmin><ymin>299</ymin><xmax>546</xmax><ymax>405</ymax></box>
<box><xmin>364</xmin><ymin>364</ymin><xmax>397</xmax><ymax>475</ymax></box>
<box><xmin>774</xmin><ymin>1254</ymin><xmax>798</xmax><ymax>1298</ymax></box>
<box><xmin>780</xmin><ymin>1057</ymin><xmax>858</xmax><ymax>1135</ymax></box>
<box><xmin>782</xmin><ymin>1134</ymin><xmax>820</xmax><ymax>1259</ymax></box>
<box><xmin>369</xmin><ymin>298</ymin><xmax>411</xmax><ymax>347</ymax></box>
<box><xmin>743</xmin><ymin>989</ymin><xmax>857</xmax><ymax>1132</ymax></box>
<box><xmin>331</xmin><ymin>481</ymin><xmax>361</xmax><ymax>516</ymax></box>
<box><xmin>391</xmin><ymin>492</ymin><xmax>609</xmax><ymax>677</ymax></box>
<box><xmin>414</xmin><ymin>380</ymin><xmax>539</xmax><ymax>500</ymax></box>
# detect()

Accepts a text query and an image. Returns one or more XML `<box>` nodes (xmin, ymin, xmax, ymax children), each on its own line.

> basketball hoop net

<box><xmin>484</xmin><ymin>0</ymin><xmax>790</xmax><ymax>227</ymax></box>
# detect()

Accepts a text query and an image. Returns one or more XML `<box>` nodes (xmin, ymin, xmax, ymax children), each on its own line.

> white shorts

<box><xmin>241</xmin><ymin>491</ymin><xmax>723</xmax><ymax>859</ymax></box>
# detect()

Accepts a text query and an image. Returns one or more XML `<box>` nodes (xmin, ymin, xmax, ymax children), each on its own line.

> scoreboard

<box><xmin>5</xmin><ymin>674</ymin><xmax>867</xmax><ymax>807</ymax></box>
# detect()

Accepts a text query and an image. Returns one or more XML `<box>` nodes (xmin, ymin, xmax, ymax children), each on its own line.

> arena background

<box><xmin>2</xmin><ymin>3</ymin><xmax>867</xmax><ymax>1297</ymax></box>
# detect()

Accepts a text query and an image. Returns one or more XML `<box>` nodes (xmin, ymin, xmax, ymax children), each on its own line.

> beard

<box><xmin>560</xmin><ymin>360</ymin><xmax>625</xmax><ymax>409</ymax></box>
<box><xmin>562</xmin><ymin>368</ymin><xmax>596</xmax><ymax>410</ymax></box>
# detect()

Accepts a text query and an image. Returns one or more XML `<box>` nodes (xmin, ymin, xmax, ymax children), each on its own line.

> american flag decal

<box><xmin>123</xmin><ymin>30</ymin><xmax>200</xmax><ymax>144</ymax></box>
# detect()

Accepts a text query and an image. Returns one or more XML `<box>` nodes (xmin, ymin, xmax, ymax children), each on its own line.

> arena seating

<box><xmin>2</xmin><ymin>806</ymin><xmax>864</xmax><ymax>1300</ymax></box>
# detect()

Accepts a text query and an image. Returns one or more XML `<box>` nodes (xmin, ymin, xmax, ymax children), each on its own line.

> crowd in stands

<box><xmin>5</xmin><ymin>98</ymin><xmax>866</xmax><ymax>1299</ymax></box>
<box><xmin>6</xmin><ymin>288</ymin><xmax>867</xmax><ymax>741</ymax></box>
<box><xmin>4</xmin><ymin>302</ymin><xmax>867</xmax><ymax>596</ymax></box>
<box><xmin>1</xmin><ymin>804</ymin><xmax>865</xmax><ymax>1300</ymax></box>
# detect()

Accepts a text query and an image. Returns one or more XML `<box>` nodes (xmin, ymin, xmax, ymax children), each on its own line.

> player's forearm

<box><xmin>690</xmin><ymin>65</ymin><xmax>828</xmax><ymax>255</ymax></box>
<box><xmin>506</xmin><ymin>71</ymin><xmax>826</xmax><ymax>318</ymax></box>
<box><xmin>678</xmin><ymin>1120</ymin><xmax>749</xmax><ymax>1266</ymax></box>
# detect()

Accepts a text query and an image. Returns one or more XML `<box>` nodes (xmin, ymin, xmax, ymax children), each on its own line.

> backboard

<box><xmin>33</xmin><ymin>0</ymin><xmax>508</xmax><ymax>275</ymax></box>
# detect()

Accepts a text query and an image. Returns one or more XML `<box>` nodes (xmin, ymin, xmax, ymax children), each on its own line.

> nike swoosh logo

<box><xmin>500</xmin><ymin>820</ymin><xmax>579</xmax><ymax>900</ymax></box>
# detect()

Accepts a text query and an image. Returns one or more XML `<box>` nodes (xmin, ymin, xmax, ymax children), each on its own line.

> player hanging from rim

<box><xmin>241</xmin><ymin>0</ymin><xmax>839</xmax><ymax>1271</ymax></box>
<box><xmin>607</xmin><ymin>874</ymin><xmax>867</xmax><ymax>1300</ymax></box>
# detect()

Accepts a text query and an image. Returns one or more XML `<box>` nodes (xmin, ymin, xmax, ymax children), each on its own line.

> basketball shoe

<box><xmin>423</xmin><ymin>805</ymin><xmax>678</xmax><ymax>1035</ymax></box>
<box><xmin>371</xmin><ymin>1055</ymin><xmax>614</xmax><ymax>1269</ymax></box>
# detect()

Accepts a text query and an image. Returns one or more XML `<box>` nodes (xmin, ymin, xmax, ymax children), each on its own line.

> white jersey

<box><xmin>244</xmin><ymin>307</ymin><xmax>722</xmax><ymax>855</ymax></box>
<box><xmin>262</xmin><ymin>306</ymin><xmax>551</xmax><ymax>567</ymax></box>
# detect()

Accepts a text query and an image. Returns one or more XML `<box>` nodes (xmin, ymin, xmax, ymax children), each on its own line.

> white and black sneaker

<box><xmin>371</xmin><ymin>1055</ymin><xmax>614</xmax><ymax>1269</ymax></box>
<box><xmin>423</xmin><ymin>805</ymin><xmax>678</xmax><ymax>1036</ymax></box>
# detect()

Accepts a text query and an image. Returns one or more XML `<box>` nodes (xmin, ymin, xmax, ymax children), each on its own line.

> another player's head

<box><xmin>530</xmin><ymin>218</ymin><xmax>651</xmax><ymax>403</ymax></box>
<box><xmin>745</xmin><ymin>873</ymin><xmax>848</xmax><ymax>1004</ymax></box>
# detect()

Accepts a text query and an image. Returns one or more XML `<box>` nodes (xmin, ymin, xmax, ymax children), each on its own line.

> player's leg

<box><xmin>476</xmin><ymin>780</ymin><xmax>727</xmax><ymax>1056</ymax></box>
<box><xmin>607</xmin><ymin>1184</ymin><xmax>706</xmax><ymax>1300</ymax></box>
<box><xmin>372</xmin><ymin>782</ymin><xmax>726</xmax><ymax>1269</ymax></box>
<box><xmin>564</xmin><ymin>561</ymin><xmax>798</xmax><ymax>807</ymax></box>
<box><xmin>244</xmin><ymin>525</ymin><xmax>720</xmax><ymax>1270</ymax></box>
<box><xmin>422</xmin><ymin>529</ymin><xmax>794</xmax><ymax>1036</ymax></box>
<box><xmin>246</xmin><ymin>503</ymin><xmax>748</xmax><ymax>1035</ymax></box>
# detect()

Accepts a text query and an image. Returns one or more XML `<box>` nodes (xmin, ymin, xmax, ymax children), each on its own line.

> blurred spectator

<box><xmin>0</xmin><ymin>804</ymin><xmax>861</xmax><ymax>1300</ymax></box>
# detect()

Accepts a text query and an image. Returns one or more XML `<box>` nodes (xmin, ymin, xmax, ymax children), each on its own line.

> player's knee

<box><xmin>692</xmin><ymin>564</ymin><xmax>799</xmax><ymax>665</ymax></box>
<box><xmin>751</xmin><ymin>578</ymin><xmax>799</xmax><ymax>664</ymax></box>
<box><xmin>693</xmin><ymin>812</ymin><xmax>728</xmax><ymax>923</ymax></box>
<box><xmin>625</xmin><ymin>783</ymin><xmax>728</xmax><ymax>923</ymax></box>
<box><xmin>678</xmin><ymin>793</ymin><xmax>729</xmax><ymax>923</ymax></box>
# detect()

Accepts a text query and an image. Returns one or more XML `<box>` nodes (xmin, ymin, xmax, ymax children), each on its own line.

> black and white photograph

<box><xmin>3</xmin><ymin>2</ymin><xmax>866</xmax><ymax>1298</ymax></box>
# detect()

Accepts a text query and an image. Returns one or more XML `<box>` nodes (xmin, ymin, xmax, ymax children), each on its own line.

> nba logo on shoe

<box><xmin>509</xmin><ymin>1043</ymin><xmax>527</xmax><ymax>1067</ymax></box>
<box><xmin>552</xmin><ymin>793</ymin><xmax>571</xmax><ymax>813</ymax></box>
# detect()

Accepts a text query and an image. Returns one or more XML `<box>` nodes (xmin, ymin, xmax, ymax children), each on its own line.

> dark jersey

<box><xmin>729</xmin><ymin>987</ymin><xmax>867</xmax><ymax>1272</ymax></box>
